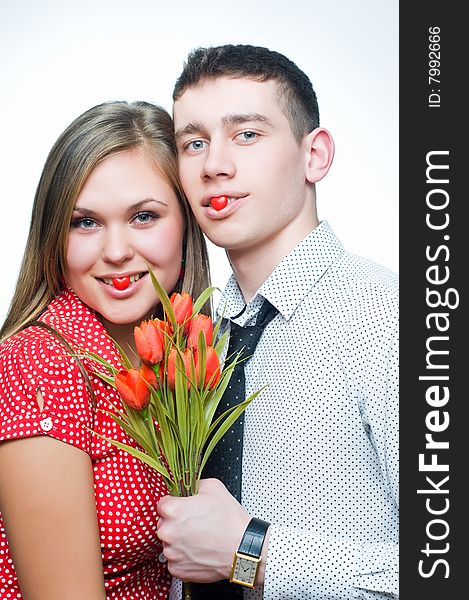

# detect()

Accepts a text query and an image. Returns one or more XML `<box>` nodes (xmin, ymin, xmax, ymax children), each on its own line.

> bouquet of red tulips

<box><xmin>88</xmin><ymin>270</ymin><xmax>265</xmax><ymax>498</ymax></box>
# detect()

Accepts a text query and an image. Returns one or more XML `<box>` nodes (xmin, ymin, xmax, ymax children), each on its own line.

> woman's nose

<box><xmin>102</xmin><ymin>227</ymin><xmax>135</xmax><ymax>264</ymax></box>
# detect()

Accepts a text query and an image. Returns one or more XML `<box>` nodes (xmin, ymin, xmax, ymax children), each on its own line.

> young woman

<box><xmin>0</xmin><ymin>101</ymin><xmax>210</xmax><ymax>599</ymax></box>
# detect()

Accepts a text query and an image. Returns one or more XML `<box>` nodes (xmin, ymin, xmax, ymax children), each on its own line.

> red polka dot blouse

<box><xmin>0</xmin><ymin>288</ymin><xmax>171</xmax><ymax>599</ymax></box>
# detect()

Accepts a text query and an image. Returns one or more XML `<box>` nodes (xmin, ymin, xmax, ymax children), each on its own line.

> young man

<box><xmin>158</xmin><ymin>45</ymin><xmax>399</xmax><ymax>599</ymax></box>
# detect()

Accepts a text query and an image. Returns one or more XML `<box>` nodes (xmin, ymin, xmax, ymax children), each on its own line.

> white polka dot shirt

<box><xmin>218</xmin><ymin>221</ymin><xmax>399</xmax><ymax>599</ymax></box>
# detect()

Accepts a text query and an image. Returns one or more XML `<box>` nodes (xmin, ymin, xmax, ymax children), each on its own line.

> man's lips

<box><xmin>203</xmin><ymin>195</ymin><xmax>249</xmax><ymax>220</ymax></box>
<box><xmin>201</xmin><ymin>193</ymin><xmax>248</xmax><ymax>208</ymax></box>
<box><xmin>210</xmin><ymin>195</ymin><xmax>229</xmax><ymax>211</ymax></box>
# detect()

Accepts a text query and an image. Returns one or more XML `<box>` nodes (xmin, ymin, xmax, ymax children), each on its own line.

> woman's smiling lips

<box><xmin>96</xmin><ymin>271</ymin><xmax>148</xmax><ymax>297</ymax></box>
<box><xmin>100</xmin><ymin>272</ymin><xmax>146</xmax><ymax>287</ymax></box>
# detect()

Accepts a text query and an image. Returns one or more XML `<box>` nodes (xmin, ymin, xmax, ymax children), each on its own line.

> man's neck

<box><xmin>228</xmin><ymin>217</ymin><xmax>319</xmax><ymax>302</ymax></box>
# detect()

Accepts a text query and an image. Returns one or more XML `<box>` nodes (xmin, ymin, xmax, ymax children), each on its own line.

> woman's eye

<box><xmin>133</xmin><ymin>211</ymin><xmax>158</xmax><ymax>225</ymax></box>
<box><xmin>71</xmin><ymin>217</ymin><xmax>98</xmax><ymax>229</ymax></box>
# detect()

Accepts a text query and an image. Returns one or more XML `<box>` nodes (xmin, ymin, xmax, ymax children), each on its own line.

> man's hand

<box><xmin>157</xmin><ymin>478</ymin><xmax>251</xmax><ymax>582</ymax></box>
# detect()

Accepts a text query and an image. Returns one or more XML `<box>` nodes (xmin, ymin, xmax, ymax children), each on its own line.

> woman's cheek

<box><xmin>141</xmin><ymin>220</ymin><xmax>184</xmax><ymax>269</ymax></box>
<box><xmin>66</xmin><ymin>234</ymin><xmax>100</xmax><ymax>275</ymax></box>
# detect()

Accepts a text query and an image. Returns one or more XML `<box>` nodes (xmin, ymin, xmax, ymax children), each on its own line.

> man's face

<box><xmin>174</xmin><ymin>77</ymin><xmax>316</xmax><ymax>257</ymax></box>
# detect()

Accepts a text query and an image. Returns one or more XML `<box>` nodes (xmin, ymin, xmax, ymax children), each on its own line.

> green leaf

<box><xmin>192</xmin><ymin>286</ymin><xmax>219</xmax><ymax>315</ymax></box>
<box><xmin>122</xmin><ymin>405</ymin><xmax>155</xmax><ymax>449</ymax></box>
<box><xmin>199</xmin><ymin>386</ymin><xmax>268</xmax><ymax>475</ymax></box>
<box><xmin>212</xmin><ymin>301</ymin><xmax>227</xmax><ymax>342</ymax></box>
<box><xmin>85</xmin><ymin>351</ymin><xmax>119</xmax><ymax>375</ymax></box>
<box><xmin>111</xmin><ymin>339</ymin><xmax>134</xmax><ymax>370</ymax></box>
<box><xmin>202</xmin><ymin>354</ymin><xmax>240</xmax><ymax>423</ymax></box>
<box><xmin>174</xmin><ymin>350</ymin><xmax>189</xmax><ymax>449</ymax></box>
<box><xmin>147</xmin><ymin>405</ymin><xmax>164</xmax><ymax>449</ymax></box>
<box><xmin>189</xmin><ymin>389</ymin><xmax>206</xmax><ymax>465</ymax></box>
<box><xmin>148</xmin><ymin>267</ymin><xmax>177</xmax><ymax>331</ymax></box>
<box><xmin>113</xmin><ymin>442</ymin><xmax>172</xmax><ymax>481</ymax></box>
<box><xmin>196</xmin><ymin>329</ymin><xmax>207</xmax><ymax>389</ymax></box>
<box><xmin>151</xmin><ymin>390</ymin><xmax>180</xmax><ymax>479</ymax></box>
<box><xmin>105</xmin><ymin>412</ymin><xmax>156</xmax><ymax>456</ymax></box>
<box><xmin>164</xmin><ymin>386</ymin><xmax>176</xmax><ymax>425</ymax></box>
<box><xmin>142</xmin><ymin>411</ymin><xmax>164</xmax><ymax>461</ymax></box>
<box><xmin>189</xmin><ymin>351</ymin><xmax>198</xmax><ymax>399</ymax></box>
<box><xmin>92</xmin><ymin>370</ymin><xmax>116</xmax><ymax>388</ymax></box>
<box><xmin>214</xmin><ymin>330</ymin><xmax>229</xmax><ymax>357</ymax></box>
<box><xmin>96</xmin><ymin>395</ymin><xmax>128</xmax><ymax>420</ymax></box>
<box><xmin>89</xmin><ymin>429</ymin><xmax>172</xmax><ymax>481</ymax></box>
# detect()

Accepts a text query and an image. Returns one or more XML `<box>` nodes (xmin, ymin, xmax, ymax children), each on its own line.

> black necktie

<box><xmin>190</xmin><ymin>299</ymin><xmax>279</xmax><ymax>599</ymax></box>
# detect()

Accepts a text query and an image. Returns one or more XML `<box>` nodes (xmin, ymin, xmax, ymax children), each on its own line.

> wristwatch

<box><xmin>230</xmin><ymin>517</ymin><xmax>270</xmax><ymax>588</ymax></box>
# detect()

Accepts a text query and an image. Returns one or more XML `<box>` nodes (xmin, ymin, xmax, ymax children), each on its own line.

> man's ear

<box><xmin>303</xmin><ymin>128</ymin><xmax>335</xmax><ymax>184</ymax></box>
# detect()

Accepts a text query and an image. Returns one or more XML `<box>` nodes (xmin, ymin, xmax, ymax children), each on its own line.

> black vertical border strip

<box><xmin>400</xmin><ymin>2</ymin><xmax>465</xmax><ymax>597</ymax></box>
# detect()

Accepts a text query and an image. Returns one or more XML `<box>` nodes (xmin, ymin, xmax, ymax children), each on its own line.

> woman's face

<box><xmin>66</xmin><ymin>147</ymin><xmax>184</xmax><ymax>329</ymax></box>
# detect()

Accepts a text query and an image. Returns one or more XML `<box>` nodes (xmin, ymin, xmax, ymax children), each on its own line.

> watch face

<box><xmin>231</xmin><ymin>555</ymin><xmax>258</xmax><ymax>587</ymax></box>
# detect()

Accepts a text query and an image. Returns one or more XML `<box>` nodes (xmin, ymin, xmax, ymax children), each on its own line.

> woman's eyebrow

<box><xmin>73</xmin><ymin>198</ymin><xmax>167</xmax><ymax>215</ymax></box>
<box><xmin>72</xmin><ymin>206</ymin><xmax>100</xmax><ymax>217</ymax></box>
<box><xmin>128</xmin><ymin>198</ymin><xmax>168</xmax><ymax>209</ymax></box>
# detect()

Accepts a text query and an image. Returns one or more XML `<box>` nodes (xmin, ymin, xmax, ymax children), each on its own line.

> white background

<box><xmin>0</xmin><ymin>0</ymin><xmax>398</xmax><ymax>323</ymax></box>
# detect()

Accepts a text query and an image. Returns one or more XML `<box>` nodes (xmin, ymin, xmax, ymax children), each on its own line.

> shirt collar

<box><xmin>217</xmin><ymin>221</ymin><xmax>345</xmax><ymax>322</ymax></box>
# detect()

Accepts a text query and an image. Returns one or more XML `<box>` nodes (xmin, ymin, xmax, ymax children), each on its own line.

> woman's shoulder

<box><xmin>0</xmin><ymin>320</ymin><xmax>97</xmax><ymax>455</ymax></box>
<box><xmin>1</xmin><ymin>287</ymin><xmax>114</xmax><ymax>363</ymax></box>
<box><xmin>0</xmin><ymin>323</ymin><xmax>64</xmax><ymax>366</ymax></box>
<box><xmin>0</xmin><ymin>289</ymin><xmax>91</xmax><ymax>379</ymax></box>
<box><xmin>0</xmin><ymin>289</ymin><xmax>123</xmax><ymax>404</ymax></box>
<box><xmin>0</xmin><ymin>327</ymin><xmax>78</xmax><ymax>420</ymax></box>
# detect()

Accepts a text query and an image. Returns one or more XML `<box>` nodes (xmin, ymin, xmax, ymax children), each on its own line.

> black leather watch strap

<box><xmin>238</xmin><ymin>517</ymin><xmax>270</xmax><ymax>558</ymax></box>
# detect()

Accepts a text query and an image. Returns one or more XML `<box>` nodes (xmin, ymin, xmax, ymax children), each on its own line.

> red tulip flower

<box><xmin>170</xmin><ymin>292</ymin><xmax>193</xmax><ymax>333</ymax></box>
<box><xmin>134</xmin><ymin>320</ymin><xmax>165</xmax><ymax>366</ymax></box>
<box><xmin>196</xmin><ymin>346</ymin><xmax>221</xmax><ymax>389</ymax></box>
<box><xmin>140</xmin><ymin>364</ymin><xmax>159</xmax><ymax>390</ymax></box>
<box><xmin>167</xmin><ymin>347</ymin><xmax>192</xmax><ymax>389</ymax></box>
<box><xmin>187</xmin><ymin>314</ymin><xmax>213</xmax><ymax>351</ymax></box>
<box><xmin>115</xmin><ymin>368</ymin><xmax>150</xmax><ymax>411</ymax></box>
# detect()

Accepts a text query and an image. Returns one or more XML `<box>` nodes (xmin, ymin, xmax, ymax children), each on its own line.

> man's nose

<box><xmin>201</xmin><ymin>140</ymin><xmax>236</xmax><ymax>180</ymax></box>
<box><xmin>102</xmin><ymin>227</ymin><xmax>135</xmax><ymax>264</ymax></box>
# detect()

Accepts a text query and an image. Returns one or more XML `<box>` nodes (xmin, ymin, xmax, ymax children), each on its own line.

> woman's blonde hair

<box><xmin>1</xmin><ymin>101</ymin><xmax>211</xmax><ymax>341</ymax></box>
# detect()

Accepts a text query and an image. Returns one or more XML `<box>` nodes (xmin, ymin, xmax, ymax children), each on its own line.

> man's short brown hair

<box><xmin>173</xmin><ymin>44</ymin><xmax>320</xmax><ymax>143</ymax></box>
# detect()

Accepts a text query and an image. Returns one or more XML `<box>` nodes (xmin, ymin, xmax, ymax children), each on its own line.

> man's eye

<box><xmin>237</xmin><ymin>131</ymin><xmax>258</xmax><ymax>142</ymax></box>
<box><xmin>186</xmin><ymin>140</ymin><xmax>206</xmax><ymax>152</ymax></box>
<box><xmin>71</xmin><ymin>217</ymin><xmax>98</xmax><ymax>229</ymax></box>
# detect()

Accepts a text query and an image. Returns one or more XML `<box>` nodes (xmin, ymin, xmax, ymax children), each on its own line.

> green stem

<box><xmin>183</xmin><ymin>581</ymin><xmax>192</xmax><ymax>600</ymax></box>
<box><xmin>143</xmin><ymin>407</ymin><xmax>160</xmax><ymax>458</ymax></box>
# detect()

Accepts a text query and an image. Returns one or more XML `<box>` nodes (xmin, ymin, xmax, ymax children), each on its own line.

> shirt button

<box><xmin>39</xmin><ymin>417</ymin><xmax>53</xmax><ymax>432</ymax></box>
<box><xmin>158</xmin><ymin>552</ymin><xmax>167</xmax><ymax>563</ymax></box>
